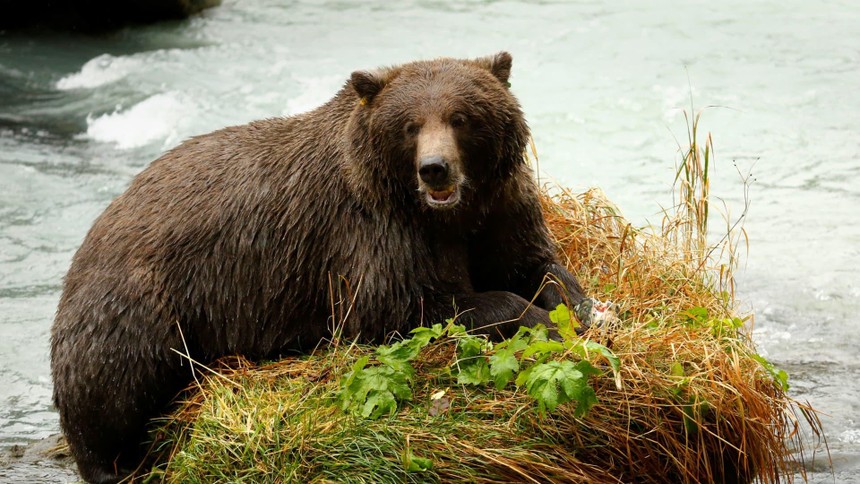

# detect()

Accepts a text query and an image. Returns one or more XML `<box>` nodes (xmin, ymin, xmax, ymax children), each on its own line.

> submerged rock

<box><xmin>0</xmin><ymin>0</ymin><xmax>221</xmax><ymax>31</ymax></box>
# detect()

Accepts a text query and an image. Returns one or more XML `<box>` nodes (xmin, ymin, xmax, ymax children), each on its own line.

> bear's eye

<box><xmin>450</xmin><ymin>114</ymin><xmax>468</xmax><ymax>129</ymax></box>
<box><xmin>404</xmin><ymin>122</ymin><xmax>420</xmax><ymax>136</ymax></box>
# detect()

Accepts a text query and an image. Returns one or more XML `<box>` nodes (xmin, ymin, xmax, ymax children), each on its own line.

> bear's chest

<box><xmin>422</xmin><ymin>229</ymin><xmax>474</xmax><ymax>293</ymax></box>
<box><xmin>350</xmin><ymin>216</ymin><xmax>473</xmax><ymax>283</ymax></box>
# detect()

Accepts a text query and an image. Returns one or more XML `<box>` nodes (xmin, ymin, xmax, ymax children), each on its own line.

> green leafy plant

<box><xmin>452</xmin><ymin>305</ymin><xmax>620</xmax><ymax>417</ymax></box>
<box><xmin>339</xmin><ymin>324</ymin><xmax>444</xmax><ymax>418</ymax></box>
<box><xmin>339</xmin><ymin>305</ymin><xmax>620</xmax><ymax>420</ymax></box>
<box><xmin>375</xmin><ymin>323</ymin><xmax>445</xmax><ymax>376</ymax></box>
<box><xmin>524</xmin><ymin>360</ymin><xmax>600</xmax><ymax>416</ymax></box>
<box><xmin>682</xmin><ymin>306</ymin><xmax>747</xmax><ymax>338</ymax></box>
<box><xmin>488</xmin><ymin>328</ymin><xmax>530</xmax><ymax>389</ymax></box>
<box><xmin>454</xmin><ymin>332</ymin><xmax>492</xmax><ymax>385</ymax></box>
<box><xmin>338</xmin><ymin>356</ymin><xmax>412</xmax><ymax>419</ymax></box>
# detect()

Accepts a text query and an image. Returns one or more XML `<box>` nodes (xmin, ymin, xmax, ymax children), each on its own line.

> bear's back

<box><xmin>58</xmin><ymin>106</ymin><xmax>363</xmax><ymax>355</ymax></box>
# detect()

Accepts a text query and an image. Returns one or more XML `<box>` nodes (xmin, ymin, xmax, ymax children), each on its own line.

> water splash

<box><xmin>85</xmin><ymin>92</ymin><xmax>197</xmax><ymax>150</ymax></box>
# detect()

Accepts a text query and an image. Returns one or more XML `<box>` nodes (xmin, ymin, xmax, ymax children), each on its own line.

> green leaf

<box><xmin>410</xmin><ymin>323</ymin><xmax>445</xmax><ymax>341</ymax></box>
<box><xmin>340</xmin><ymin>355</ymin><xmax>370</xmax><ymax>391</ymax></box>
<box><xmin>582</xmin><ymin>340</ymin><xmax>621</xmax><ymax>375</ymax></box>
<box><xmin>447</xmin><ymin>322</ymin><xmax>468</xmax><ymax>336</ymax></box>
<box><xmin>489</xmin><ymin>346</ymin><xmax>520</xmax><ymax>389</ymax></box>
<box><xmin>375</xmin><ymin>343</ymin><xmax>415</xmax><ymax>373</ymax></box>
<box><xmin>339</xmin><ymin>363</ymin><xmax>412</xmax><ymax>419</ymax></box>
<box><xmin>402</xmin><ymin>449</ymin><xmax>433</xmax><ymax>472</ymax></box>
<box><xmin>549</xmin><ymin>303</ymin><xmax>579</xmax><ymax>341</ymax></box>
<box><xmin>522</xmin><ymin>340</ymin><xmax>565</xmax><ymax>359</ymax></box>
<box><xmin>525</xmin><ymin>360</ymin><xmax>600</xmax><ymax>416</ymax></box>
<box><xmin>374</xmin><ymin>323</ymin><xmax>444</xmax><ymax>376</ymax></box>
<box><xmin>570</xmin><ymin>360</ymin><xmax>601</xmax><ymax>416</ymax></box>
<box><xmin>669</xmin><ymin>361</ymin><xmax>686</xmax><ymax>378</ymax></box>
<box><xmin>374</xmin><ymin>349</ymin><xmax>416</xmax><ymax>377</ymax></box>
<box><xmin>751</xmin><ymin>354</ymin><xmax>790</xmax><ymax>391</ymax></box>
<box><xmin>514</xmin><ymin>356</ymin><xmax>540</xmax><ymax>388</ymax></box>
<box><xmin>571</xmin><ymin>381</ymin><xmax>598</xmax><ymax>417</ymax></box>
<box><xmin>458</xmin><ymin>335</ymin><xmax>488</xmax><ymax>357</ymax></box>
<box><xmin>682</xmin><ymin>306</ymin><xmax>709</xmax><ymax>326</ymax></box>
<box><xmin>410</xmin><ymin>456</ymin><xmax>433</xmax><ymax>471</ymax></box>
<box><xmin>708</xmin><ymin>316</ymin><xmax>745</xmax><ymax>337</ymax></box>
<box><xmin>361</xmin><ymin>390</ymin><xmax>398</xmax><ymax>419</ymax></box>
<box><xmin>524</xmin><ymin>323</ymin><xmax>549</xmax><ymax>342</ymax></box>
<box><xmin>566</xmin><ymin>339</ymin><xmax>621</xmax><ymax>389</ymax></box>
<box><xmin>682</xmin><ymin>403</ymin><xmax>698</xmax><ymax>434</ymax></box>
<box><xmin>681</xmin><ymin>398</ymin><xmax>711</xmax><ymax>434</ymax></box>
<box><xmin>455</xmin><ymin>335</ymin><xmax>491</xmax><ymax>385</ymax></box>
<box><xmin>457</xmin><ymin>357</ymin><xmax>490</xmax><ymax>385</ymax></box>
<box><xmin>493</xmin><ymin>326</ymin><xmax>530</xmax><ymax>352</ymax></box>
<box><xmin>488</xmin><ymin>327</ymin><xmax>530</xmax><ymax>389</ymax></box>
<box><xmin>525</xmin><ymin>361</ymin><xmax>568</xmax><ymax>413</ymax></box>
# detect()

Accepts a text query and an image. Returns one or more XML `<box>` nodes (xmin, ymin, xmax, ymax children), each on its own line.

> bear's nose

<box><xmin>418</xmin><ymin>156</ymin><xmax>449</xmax><ymax>186</ymax></box>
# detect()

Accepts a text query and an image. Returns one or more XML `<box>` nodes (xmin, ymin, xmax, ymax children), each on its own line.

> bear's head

<box><xmin>345</xmin><ymin>52</ymin><xmax>529</xmax><ymax>212</ymax></box>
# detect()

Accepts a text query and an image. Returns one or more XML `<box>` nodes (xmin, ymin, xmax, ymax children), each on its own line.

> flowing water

<box><xmin>1</xmin><ymin>1</ymin><xmax>858</xmax><ymax>481</ymax></box>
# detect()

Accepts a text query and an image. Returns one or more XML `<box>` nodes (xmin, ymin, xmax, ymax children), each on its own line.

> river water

<box><xmin>1</xmin><ymin>1</ymin><xmax>858</xmax><ymax>481</ymax></box>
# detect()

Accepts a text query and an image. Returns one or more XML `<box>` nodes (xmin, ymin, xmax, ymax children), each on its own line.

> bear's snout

<box><xmin>417</xmin><ymin>155</ymin><xmax>461</xmax><ymax>208</ymax></box>
<box><xmin>416</xmin><ymin>122</ymin><xmax>463</xmax><ymax>209</ymax></box>
<box><xmin>418</xmin><ymin>155</ymin><xmax>460</xmax><ymax>207</ymax></box>
<box><xmin>418</xmin><ymin>156</ymin><xmax>449</xmax><ymax>187</ymax></box>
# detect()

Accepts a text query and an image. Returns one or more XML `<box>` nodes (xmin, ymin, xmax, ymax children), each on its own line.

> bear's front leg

<box><xmin>529</xmin><ymin>261</ymin><xmax>597</xmax><ymax>334</ymax></box>
<box><xmin>423</xmin><ymin>290</ymin><xmax>553</xmax><ymax>340</ymax></box>
<box><xmin>531</xmin><ymin>261</ymin><xmax>587</xmax><ymax>311</ymax></box>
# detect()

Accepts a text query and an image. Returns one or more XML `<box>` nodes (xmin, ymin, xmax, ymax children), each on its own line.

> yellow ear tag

<box><xmin>359</xmin><ymin>97</ymin><xmax>368</xmax><ymax>106</ymax></box>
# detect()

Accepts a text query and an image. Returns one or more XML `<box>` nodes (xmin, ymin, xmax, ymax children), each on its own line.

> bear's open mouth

<box><xmin>429</xmin><ymin>186</ymin><xmax>455</xmax><ymax>201</ymax></box>
<box><xmin>425</xmin><ymin>185</ymin><xmax>460</xmax><ymax>207</ymax></box>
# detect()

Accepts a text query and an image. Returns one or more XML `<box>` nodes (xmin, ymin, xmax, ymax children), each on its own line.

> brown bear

<box><xmin>51</xmin><ymin>52</ymin><xmax>588</xmax><ymax>483</ymax></box>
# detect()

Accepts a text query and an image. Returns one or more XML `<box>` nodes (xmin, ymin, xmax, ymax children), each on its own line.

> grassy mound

<box><xmin>137</xmin><ymin>121</ymin><xmax>820</xmax><ymax>483</ymax></box>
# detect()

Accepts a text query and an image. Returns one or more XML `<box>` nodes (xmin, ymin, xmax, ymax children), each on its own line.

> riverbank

<box><xmin>0</xmin><ymin>434</ymin><xmax>76</xmax><ymax>482</ymax></box>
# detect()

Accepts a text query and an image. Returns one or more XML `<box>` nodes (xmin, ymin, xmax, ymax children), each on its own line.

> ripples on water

<box><xmin>1</xmin><ymin>1</ymin><xmax>858</xmax><ymax>480</ymax></box>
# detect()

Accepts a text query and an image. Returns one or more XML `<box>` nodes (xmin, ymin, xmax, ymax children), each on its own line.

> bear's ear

<box><xmin>474</xmin><ymin>51</ymin><xmax>513</xmax><ymax>85</ymax></box>
<box><xmin>351</xmin><ymin>70</ymin><xmax>386</xmax><ymax>103</ymax></box>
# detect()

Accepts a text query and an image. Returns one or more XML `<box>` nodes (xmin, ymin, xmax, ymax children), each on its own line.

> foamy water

<box><xmin>1</xmin><ymin>1</ymin><xmax>858</xmax><ymax>481</ymax></box>
<box><xmin>55</xmin><ymin>54</ymin><xmax>140</xmax><ymax>90</ymax></box>
<box><xmin>84</xmin><ymin>92</ymin><xmax>197</xmax><ymax>149</ymax></box>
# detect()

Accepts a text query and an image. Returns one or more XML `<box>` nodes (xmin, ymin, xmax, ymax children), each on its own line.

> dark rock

<box><xmin>0</xmin><ymin>434</ymin><xmax>79</xmax><ymax>483</ymax></box>
<box><xmin>0</xmin><ymin>0</ymin><xmax>221</xmax><ymax>32</ymax></box>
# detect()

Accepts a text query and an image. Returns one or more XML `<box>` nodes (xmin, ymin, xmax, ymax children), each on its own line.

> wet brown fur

<box><xmin>51</xmin><ymin>52</ymin><xmax>586</xmax><ymax>483</ymax></box>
